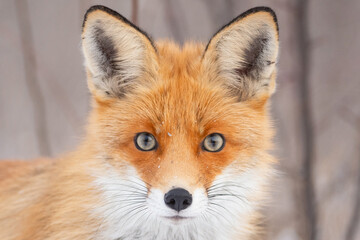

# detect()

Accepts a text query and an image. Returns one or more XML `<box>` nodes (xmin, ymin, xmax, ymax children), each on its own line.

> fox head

<box><xmin>81</xmin><ymin>5</ymin><xmax>279</xmax><ymax>239</ymax></box>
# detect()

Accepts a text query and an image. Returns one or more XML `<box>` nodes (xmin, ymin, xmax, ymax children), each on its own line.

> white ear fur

<box><xmin>82</xmin><ymin>5</ymin><xmax>157</xmax><ymax>98</ymax></box>
<box><xmin>203</xmin><ymin>7</ymin><xmax>279</xmax><ymax>101</ymax></box>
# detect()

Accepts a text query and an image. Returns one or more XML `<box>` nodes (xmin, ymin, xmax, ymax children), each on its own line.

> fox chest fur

<box><xmin>0</xmin><ymin>5</ymin><xmax>279</xmax><ymax>240</ymax></box>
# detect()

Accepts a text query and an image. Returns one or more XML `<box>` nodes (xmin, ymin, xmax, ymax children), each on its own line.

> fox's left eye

<box><xmin>202</xmin><ymin>133</ymin><xmax>225</xmax><ymax>152</ymax></box>
<box><xmin>134</xmin><ymin>132</ymin><xmax>157</xmax><ymax>151</ymax></box>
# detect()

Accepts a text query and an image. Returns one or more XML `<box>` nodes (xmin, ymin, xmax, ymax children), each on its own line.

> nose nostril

<box><xmin>164</xmin><ymin>188</ymin><xmax>193</xmax><ymax>212</ymax></box>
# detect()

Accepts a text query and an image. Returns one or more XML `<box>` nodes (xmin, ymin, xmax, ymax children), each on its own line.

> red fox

<box><xmin>0</xmin><ymin>5</ymin><xmax>279</xmax><ymax>240</ymax></box>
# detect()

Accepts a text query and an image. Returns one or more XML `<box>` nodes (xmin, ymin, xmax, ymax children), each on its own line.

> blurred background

<box><xmin>0</xmin><ymin>0</ymin><xmax>359</xmax><ymax>239</ymax></box>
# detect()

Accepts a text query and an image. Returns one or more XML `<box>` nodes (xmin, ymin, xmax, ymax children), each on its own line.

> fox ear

<box><xmin>82</xmin><ymin>5</ymin><xmax>157</xmax><ymax>99</ymax></box>
<box><xmin>203</xmin><ymin>7</ymin><xmax>279</xmax><ymax>102</ymax></box>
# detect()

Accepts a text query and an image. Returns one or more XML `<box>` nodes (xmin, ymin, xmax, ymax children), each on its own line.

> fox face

<box><xmin>82</xmin><ymin>5</ymin><xmax>279</xmax><ymax>240</ymax></box>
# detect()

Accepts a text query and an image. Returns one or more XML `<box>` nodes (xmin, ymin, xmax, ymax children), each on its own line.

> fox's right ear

<box><xmin>82</xmin><ymin>5</ymin><xmax>157</xmax><ymax>99</ymax></box>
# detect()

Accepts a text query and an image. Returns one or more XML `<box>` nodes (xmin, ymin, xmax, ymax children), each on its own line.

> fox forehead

<box><xmin>98</xmin><ymin>41</ymin><xmax>260</xmax><ymax>130</ymax></box>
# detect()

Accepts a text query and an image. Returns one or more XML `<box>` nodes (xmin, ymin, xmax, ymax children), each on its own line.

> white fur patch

<box><xmin>91</xmin><ymin>159</ymin><xmax>271</xmax><ymax>240</ymax></box>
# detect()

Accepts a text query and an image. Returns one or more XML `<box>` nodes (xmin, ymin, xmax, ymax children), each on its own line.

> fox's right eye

<box><xmin>134</xmin><ymin>132</ymin><xmax>157</xmax><ymax>151</ymax></box>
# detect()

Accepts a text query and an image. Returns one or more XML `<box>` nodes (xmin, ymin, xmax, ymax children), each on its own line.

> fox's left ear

<box><xmin>82</xmin><ymin>5</ymin><xmax>157</xmax><ymax>99</ymax></box>
<box><xmin>203</xmin><ymin>7</ymin><xmax>279</xmax><ymax>102</ymax></box>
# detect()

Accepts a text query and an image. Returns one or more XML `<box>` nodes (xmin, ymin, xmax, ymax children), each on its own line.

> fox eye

<box><xmin>134</xmin><ymin>132</ymin><xmax>157</xmax><ymax>151</ymax></box>
<box><xmin>202</xmin><ymin>133</ymin><xmax>225</xmax><ymax>152</ymax></box>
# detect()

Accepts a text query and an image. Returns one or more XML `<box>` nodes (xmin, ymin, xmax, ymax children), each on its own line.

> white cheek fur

<box><xmin>91</xmin><ymin>161</ymin><xmax>271</xmax><ymax>240</ymax></box>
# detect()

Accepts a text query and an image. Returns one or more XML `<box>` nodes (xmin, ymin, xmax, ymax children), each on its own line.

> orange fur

<box><xmin>0</xmin><ymin>5</ymin><xmax>279</xmax><ymax>240</ymax></box>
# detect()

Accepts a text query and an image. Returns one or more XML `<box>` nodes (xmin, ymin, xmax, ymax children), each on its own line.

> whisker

<box><xmin>207</xmin><ymin>184</ymin><xmax>250</xmax><ymax>194</ymax></box>
<box><xmin>204</xmin><ymin>207</ymin><xmax>233</xmax><ymax>226</ymax></box>
<box><xmin>208</xmin><ymin>208</ymin><xmax>232</xmax><ymax>225</ymax></box>
<box><xmin>93</xmin><ymin>202</ymin><xmax>144</xmax><ymax>238</ymax></box>
<box><xmin>121</xmin><ymin>178</ymin><xmax>151</xmax><ymax>188</ymax></box>
<box><xmin>117</xmin><ymin>205</ymin><xmax>148</xmax><ymax>228</ymax></box>
<box><xmin>208</xmin><ymin>201</ymin><xmax>238</xmax><ymax>218</ymax></box>
<box><xmin>101</xmin><ymin>199</ymin><xmax>146</xmax><ymax>208</ymax></box>
<box><xmin>100</xmin><ymin>190</ymin><xmax>147</xmax><ymax>197</ymax></box>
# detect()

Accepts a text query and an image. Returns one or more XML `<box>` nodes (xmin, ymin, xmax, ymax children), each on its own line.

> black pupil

<box><xmin>143</xmin><ymin>135</ymin><xmax>152</xmax><ymax>146</ymax></box>
<box><xmin>210</xmin><ymin>136</ymin><xmax>218</xmax><ymax>148</ymax></box>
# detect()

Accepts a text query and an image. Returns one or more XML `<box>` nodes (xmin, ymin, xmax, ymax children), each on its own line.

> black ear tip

<box><xmin>83</xmin><ymin>5</ymin><xmax>106</xmax><ymax>28</ymax></box>
<box><xmin>242</xmin><ymin>6</ymin><xmax>279</xmax><ymax>34</ymax></box>
<box><xmin>85</xmin><ymin>5</ymin><xmax>112</xmax><ymax>15</ymax></box>
<box><xmin>81</xmin><ymin>5</ymin><xmax>157</xmax><ymax>52</ymax></box>
<box><xmin>82</xmin><ymin>5</ymin><xmax>127</xmax><ymax>30</ymax></box>
<box><xmin>204</xmin><ymin>6</ymin><xmax>279</xmax><ymax>53</ymax></box>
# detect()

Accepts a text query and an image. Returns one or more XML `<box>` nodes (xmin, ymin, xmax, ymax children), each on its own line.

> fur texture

<box><xmin>0</xmin><ymin>5</ymin><xmax>279</xmax><ymax>240</ymax></box>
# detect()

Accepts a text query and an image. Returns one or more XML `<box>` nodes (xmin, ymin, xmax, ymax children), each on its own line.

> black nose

<box><xmin>164</xmin><ymin>188</ymin><xmax>192</xmax><ymax>212</ymax></box>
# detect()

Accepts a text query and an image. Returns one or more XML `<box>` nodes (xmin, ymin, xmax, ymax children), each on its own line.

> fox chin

<box><xmin>0</xmin><ymin>5</ymin><xmax>279</xmax><ymax>240</ymax></box>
